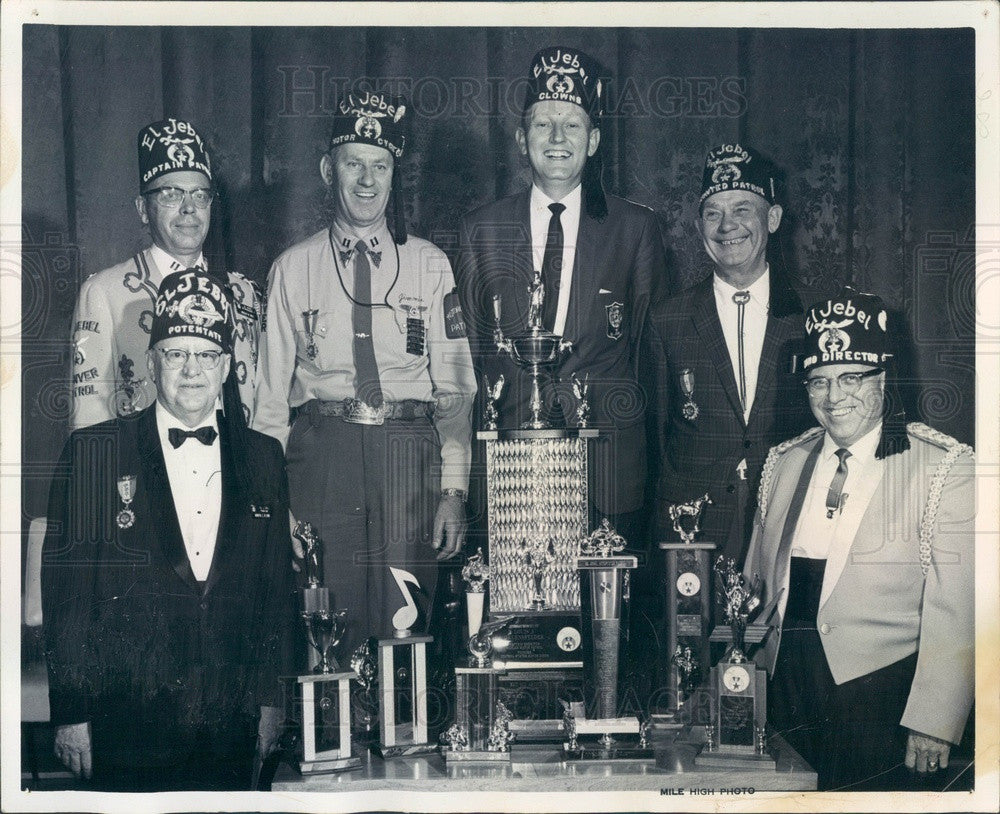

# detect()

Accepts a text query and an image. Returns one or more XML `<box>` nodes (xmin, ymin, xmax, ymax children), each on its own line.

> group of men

<box><xmin>42</xmin><ymin>46</ymin><xmax>973</xmax><ymax>792</ymax></box>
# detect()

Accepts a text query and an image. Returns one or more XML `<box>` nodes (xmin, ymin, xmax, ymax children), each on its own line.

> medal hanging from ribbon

<box><xmin>116</xmin><ymin>474</ymin><xmax>137</xmax><ymax>529</ymax></box>
<box><xmin>302</xmin><ymin>309</ymin><xmax>319</xmax><ymax>360</ymax></box>
<box><xmin>679</xmin><ymin>368</ymin><xmax>699</xmax><ymax>420</ymax></box>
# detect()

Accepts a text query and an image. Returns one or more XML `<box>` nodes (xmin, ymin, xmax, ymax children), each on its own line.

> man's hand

<box><xmin>431</xmin><ymin>495</ymin><xmax>467</xmax><ymax>560</ymax></box>
<box><xmin>289</xmin><ymin>509</ymin><xmax>302</xmax><ymax>571</ymax></box>
<box><xmin>905</xmin><ymin>729</ymin><xmax>951</xmax><ymax>773</ymax></box>
<box><xmin>257</xmin><ymin>705</ymin><xmax>286</xmax><ymax>759</ymax></box>
<box><xmin>54</xmin><ymin>722</ymin><xmax>92</xmax><ymax>779</ymax></box>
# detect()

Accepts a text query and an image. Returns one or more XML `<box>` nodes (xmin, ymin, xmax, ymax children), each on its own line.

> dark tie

<box><xmin>825</xmin><ymin>447</ymin><xmax>851</xmax><ymax>518</ymax></box>
<box><xmin>352</xmin><ymin>240</ymin><xmax>384</xmax><ymax>408</ymax></box>
<box><xmin>168</xmin><ymin>426</ymin><xmax>218</xmax><ymax>448</ymax></box>
<box><xmin>733</xmin><ymin>290</ymin><xmax>750</xmax><ymax>412</ymax></box>
<box><xmin>541</xmin><ymin>203</ymin><xmax>566</xmax><ymax>331</ymax></box>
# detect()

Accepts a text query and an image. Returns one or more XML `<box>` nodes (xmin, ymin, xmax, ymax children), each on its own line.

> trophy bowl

<box><xmin>510</xmin><ymin>328</ymin><xmax>563</xmax><ymax>366</ymax></box>
<box><xmin>304</xmin><ymin>608</ymin><xmax>347</xmax><ymax>674</ymax></box>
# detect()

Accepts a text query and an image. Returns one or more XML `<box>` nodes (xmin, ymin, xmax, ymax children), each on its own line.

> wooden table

<box><xmin>272</xmin><ymin>729</ymin><xmax>816</xmax><ymax>793</ymax></box>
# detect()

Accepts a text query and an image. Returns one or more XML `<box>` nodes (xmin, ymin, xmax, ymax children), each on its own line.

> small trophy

<box><xmin>483</xmin><ymin>375</ymin><xmax>505</xmax><ymax>432</ymax></box>
<box><xmin>655</xmin><ymin>495</ymin><xmax>715</xmax><ymax>727</ymax></box>
<box><xmin>288</xmin><ymin>521</ymin><xmax>361</xmax><ymax>774</ymax></box>
<box><xmin>696</xmin><ymin>557</ymin><xmax>772</xmax><ymax>768</ymax></box>
<box><xmin>442</xmin><ymin>617</ymin><xmax>516</xmax><ymax>764</ymax></box>
<box><xmin>373</xmin><ymin>567</ymin><xmax>435</xmax><ymax>758</ymax></box>
<box><xmin>518</xmin><ymin>534</ymin><xmax>556</xmax><ymax>610</ymax></box>
<box><xmin>493</xmin><ymin>276</ymin><xmax>572</xmax><ymax>429</ymax></box>
<box><xmin>566</xmin><ymin>520</ymin><xmax>651</xmax><ymax>760</ymax></box>
<box><xmin>462</xmin><ymin>547</ymin><xmax>490</xmax><ymax>638</ymax></box>
<box><xmin>571</xmin><ymin>372</ymin><xmax>590</xmax><ymax>428</ymax></box>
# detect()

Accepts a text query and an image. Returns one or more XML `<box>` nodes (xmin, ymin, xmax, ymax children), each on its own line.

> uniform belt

<box><xmin>302</xmin><ymin>398</ymin><xmax>434</xmax><ymax>425</ymax></box>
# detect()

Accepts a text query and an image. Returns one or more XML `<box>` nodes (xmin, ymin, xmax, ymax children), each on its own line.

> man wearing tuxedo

<box><xmin>455</xmin><ymin>46</ymin><xmax>667</xmax><ymax>541</ymax></box>
<box><xmin>42</xmin><ymin>269</ymin><xmax>295</xmax><ymax>791</ymax></box>
<box><xmin>744</xmin><ymin>289</ymin><xmax>974</xmax><ymax>790</ymax></box>
<box><xmin>647</xmin><ymin>144</ymin><xmax>815</xmax><ymax>565</ymax></box>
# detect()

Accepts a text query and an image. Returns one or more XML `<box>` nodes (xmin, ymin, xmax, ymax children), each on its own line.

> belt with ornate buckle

<box><xmin>304</xmin><ymin>399</ymin><xmax>433</xmax><ymax>425</ymax></box>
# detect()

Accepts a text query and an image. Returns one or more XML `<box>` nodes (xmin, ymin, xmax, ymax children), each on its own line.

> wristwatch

<box><xmin>441</xmin><ymin>488</ymin><xmax>468</xmax><ymax>502</ymax></box>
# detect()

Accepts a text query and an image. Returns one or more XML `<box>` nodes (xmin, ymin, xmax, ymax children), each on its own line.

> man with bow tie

<box><xmin>42</xmin><ymin>269</ymin><xmax>295</xmax><ymax>791</ymax></box>
<box><xmin>69</xmin><ymin>117</ymin><xmax>262</xmax><ymax>430</ymax></box>
<box><xmin>253</xmin><ymin>91</ymin><xmax>477</xmax><ymax>657</ymax></box>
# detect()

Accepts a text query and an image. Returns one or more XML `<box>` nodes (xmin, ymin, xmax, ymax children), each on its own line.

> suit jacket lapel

<box><xmin>138</xmin><ymin>406</ymin><xmax>200</xmax><ymax>592</ymax></box>
<box><xmin>749</xmin><ymin>269</ymin><xmax>804</xmax><ymax>427</ymax></box>
<box><xmin>773</xmin><ymin>436</ymin><xmax>824</xmax><ymax>601</ymax></box>
<box><xmin>691</xmin><ymin>281</ymin><xmax>744</xmax><ymax>423</ymax></box>
<box><xmin>562</xmin><ymin>206</ymin><xmax>598</xmax><ymax>343</ymax></box>
<box><xmin>202</xmin><ymin>414</ymin><xmax>242</xmax><ymax>597</ymax></box>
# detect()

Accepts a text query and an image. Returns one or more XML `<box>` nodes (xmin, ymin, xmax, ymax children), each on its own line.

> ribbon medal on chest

<box><xmin>116</xmin><ymin>474</ymin><xmax>137</xmax><ymax>529</ymax></box>
<box><xmin>679</xmin><ymin>368</ymin><xmax>699</xmax><ymax>421</ymax></box>
<box><xmin>396</xmin><ymin>293</ymin><xmax>428</xmax><ymax>355</ymax></box>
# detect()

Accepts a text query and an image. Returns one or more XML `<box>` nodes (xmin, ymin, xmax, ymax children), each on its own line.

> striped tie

<box><xmin>826</xmin><ymin>448</ymin><xmax>851</xmax><ymax>519</ymax></box>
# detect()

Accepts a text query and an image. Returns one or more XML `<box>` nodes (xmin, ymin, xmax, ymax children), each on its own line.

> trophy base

<box><xmin>443</xmin><ymin>749</ymin><xmax>512</xmax><ymax>764</ymax></box>
<box><xmin>299</xmin><ymin>752</ymin><xmax>363</xmax><ymax>775</ymax></box>
<box><xmin>562</xmin><ymin>740</ymin><xmax>655</xmax><ymax>762</ymax></box>
<box><xmin>694</xmin><ymin>746</ymin><xmax>776</xmax><ymax>770</ymax></box>
<box><xmin>520</xmin><ymin>417</ymin><xmax>551</xmax><ymax>430</ymax></box>
<box><xmin>373</xmin><ymin>741</ymin><xmax>437</xmax><ymax>759</ymax></box>
<box><xmin>648</xmin><ymin>711</ymin><xmax>687</xmax><ymax>730</ymax></box>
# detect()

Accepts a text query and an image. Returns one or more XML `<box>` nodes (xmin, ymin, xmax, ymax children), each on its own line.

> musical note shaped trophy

<box><xmin>695</xmin><ymin>556</ymin><xmax>773</xmax><ymax>768</ymax></box>
<box><xmin>655</xmin><ymin>494</ymin><xmax>715</xmax><ymax>728</ymax></box>
<box><xmin>290</xmin><ymin>521</ymin><xmax>361</xmax><ymax>774</ymax></box>
<box><xmin>493</xmin><ymin>272</ymin><xmax>572</xmax><ymax>429</ymax></box>
<box><xmin>372</xmin><ymin>567</ymin><xmax>435</xmax><ymax>758</ymax></box>
<box><xmin>563</xmin><ymin>520</ymin><xmax>652</xmax><ymax>760</ymax></box>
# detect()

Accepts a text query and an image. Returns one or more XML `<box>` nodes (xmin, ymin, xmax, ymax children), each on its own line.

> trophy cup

<box><xmin>564</xmin><ymin>520</ymin><xmax>652</xmax><ymax>760</ymax></box>
<box><xmin>373</xmin><ymin>567</ymin><xmax>435</xmax><ymax>758</ymax></box>
<box><xmin>441</xmin><ymin>617</ymin><xmax>517</xmax><ymax>763</ymax></box>
<box><xmin>462</xmin><ymin>547</ymin><xmax>490</xmax><ymax>638</ymax></box>
<box><xmin>655</xmin><ymin>494</ymin><xmax>715</xmax><ymax>728</ymax></box>
<box><xmin>493</xmin><ymin>274</ymin><xmax>572</xmax><ymax>429</ymax></box>
<box><xmin>695</xmin><ymin>556</ymin><xmax>773</xmax><ymax>768</ymax></box>
<box><xmin>288</xmin><ymin>521</ymin><xmax>361</xmax><ymax>774</ymax></box>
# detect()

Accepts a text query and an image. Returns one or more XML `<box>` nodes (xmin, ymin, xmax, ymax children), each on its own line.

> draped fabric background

<box><xmin>21</xmin><ymin>25</ymin><xmax>975</xmax><ymax>523</ymax></box>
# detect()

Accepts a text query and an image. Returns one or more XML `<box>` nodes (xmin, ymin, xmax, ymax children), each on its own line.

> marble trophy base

<box><xmin>695</xmin><ymin>746</ymin><xmax>777</xmax><ymax>770</ymax></box>
<box><xmin>373</xmin><ymin>724</ymin><xmax>437</xmax><ymax>760</ymax></box>
<box><xmin>300</xmin><ymin>750</ymin><xmax>363</xmax><ymax>775</ymax></box>
<box><xmin>444</xmin><ymin>749</ymin><xmax>511</xmax><ymax>764</ymax></box>
<box><xmin>562</xmin><ymin>717</ymin><xmax>655</xmax><ymax>762</ymax></box>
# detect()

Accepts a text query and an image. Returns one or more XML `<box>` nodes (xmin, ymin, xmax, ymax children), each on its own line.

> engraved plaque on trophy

<box><xmin>288</xmin><ymin>521</ymin><xmax>361</xmax><ymax>774</ymax></box>
<box><xmin>695</xmin><ymin>556</ymin><xmax>774</xmax><ymax>768</ymax></box>
<box><xmin>656</xmin><ymin>495</ymin><xmax>715</xmax><ymax>726</ymax></box>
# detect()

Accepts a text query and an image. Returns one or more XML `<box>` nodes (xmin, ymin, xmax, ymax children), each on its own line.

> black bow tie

<box><xmin>168</xmin><ymin>426</ymin><xmax>218</xmax><ymax>448</ymax></box>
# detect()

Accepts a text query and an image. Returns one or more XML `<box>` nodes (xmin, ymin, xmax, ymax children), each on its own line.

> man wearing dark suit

<box><xmin>648</xmin><ymin>144</ymin><xmax>814</xmax><ymax>564</ymax></box>
<box><xmin>42</xmin><ymin>269</ymin><xmax>295</xmax><ymax>791</ymax></box>
<box><xmin>456</xmin><ymin>46</ymin><xmax>666</xmax><ymax>537</ymax></box>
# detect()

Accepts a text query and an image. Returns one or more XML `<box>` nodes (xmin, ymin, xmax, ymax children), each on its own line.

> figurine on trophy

<box><xmin>571</xmin><ymin>372</ymin><xmax>590</xmax><ymax>428</ymax></box>
<box><xmin>461</xmin><ymin>547</ymin><xmax>491</xmax><ymax>637</ymax></box>
<box><xmin>467</xmin><ymin>615</ymin><xmax>514</xmax><ymax>668</ymax></box>
<box><xmin>518</xmin><ymin>534</ymin><xmax>556</xmax><ymax>609</ymax></box>
<box><xmin>714</xmin><ymin>556</ymin><xmax>762</xmax><ymax>663</ymax></box>
<box><xmin>350</xmin><ymin>637</ymin><xmax>379</xmax><ymax>741</ymax></box>
<box><xmin>293</xmin><ymin>520</ymin><xmax>348</xmax><ymax>673</ymax></box>
<box><xmin>482</xmin><ymin>375</ymin><xmax>505</xmax><ymax>432</ymax></box>
<box><xmin>667</xmin><ymin>493</ymin><xmax>713</xmax><ymax>545</ymax></box>
<box><xmin>671</xmin><ymin>645</ymin><xmax>699</xmax><ymax>702</ymax></box>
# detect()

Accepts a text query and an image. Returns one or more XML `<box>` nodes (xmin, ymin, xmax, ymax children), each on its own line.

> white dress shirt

<box><xmin>529</xmin><ymin>184</ymin><xmax>582</xmax><ymax>336</ymax></box>
<box><xmin>790</xmin><ymin>422</ymin><xmax>884</xmax><ymax>608</ymax></box>
<box><xmin>156</xmin><ymin>402</ymin><xmax>222</xmax><ymax>581</ymax></box>
<box><xmin>713</xmin><ymin>268</ymin><xmax>770</xmax><ymax>421</ymax></box>
<box><xmin>149</xmin><ymin>244</ymin><xmax>206</xmax><ymax>277</ymax></box>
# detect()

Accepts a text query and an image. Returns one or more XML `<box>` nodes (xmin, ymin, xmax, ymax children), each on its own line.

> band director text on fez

<box><xmin>455</xmin><ymin>45</ymin><xmax>667</xmax><ymax>547</ymax></box>
<box><xmin>647</xmin><ymin>143</ymin><xmax>817</xmax><ymax>566</ymax></box>
<box><xmin>42</xmin><ymin>268</ymin><xmax>296</xmax><ymax>791</ymax></box>
<box><xmin>252</xmin><ymin>90</ymin><xmax>478</xmax><ymax>657</ymax></box>
<box><xmin>68</xmin><ymin>118</ymin><xmax>263</xmax><ymax>432</ymax></box>
<box><xmin>743</xmin><ymin>288</ymin><xmax>974</xmax><ymax>790</ymax></box>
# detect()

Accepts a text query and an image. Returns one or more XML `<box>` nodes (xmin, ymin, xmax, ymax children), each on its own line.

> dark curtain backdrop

<box><xmin>21</xmin><ymin>25</ymin><xmax>975</xmax><ymax>524</ymax></box>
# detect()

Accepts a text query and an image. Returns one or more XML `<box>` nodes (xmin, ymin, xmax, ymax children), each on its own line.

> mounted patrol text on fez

<box><xmin>700</xmin><ymin>143</ymin><xmax>776</xmax><ymax>206</ymax></box>
<box><xmin>137</xmin><ymin>118</ymin><xmax>212</xmax><ymax>190</ymax></box>
<box><xmin>524</xmin><ymin>46</ymin><xmax>604</xmax><ymax>116</ymax></box>
<box><xmin>150</xmin><ymin>268</ymin><xmax>234</xmax><ymax>353</ymax></box>
<box><xmin>799</xmin><ymin>288</ymin><xmax>890</xmax><ymax>372</ymax></box>
<box><xmin>329</xmin><ymin>91</ymin><xmax>407</xmax><ymax>158</ymax></box>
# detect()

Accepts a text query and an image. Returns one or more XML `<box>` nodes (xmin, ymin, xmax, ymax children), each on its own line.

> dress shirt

<box><xmin>713</xmin><ymin>267</ymin><xmax>770</xmax><ymax>421</ymax></box>
<box><xmin>529</xmin><ymin>184</ymin><xmax>582</xmax><ymax>336</ymax></box>
<box><xmin>149</xmin><ymin>244</ymin><xmax>206</xmax><ymax>276</ymax></box>
<box><xmin>790</xmin><ymin>422</ymin><xmax>884</xmax><ymax>607</ymax></box>
<box><xmin>253</xmin><ymin>219</ymin><xmax>477</xmax><ymax>489</ymax></box>
<box><xmin>156</xmin><ymin>401</ymin><xmax>222</xmax><ymax>581</ymax></box>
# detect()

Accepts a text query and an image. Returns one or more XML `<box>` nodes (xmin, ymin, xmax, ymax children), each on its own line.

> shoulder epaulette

<box><xmin>758</xmin><ymin>426</ymin><xmax>824</xmax><ymax>523</ymax></box>
<box><xmin>911</xmin><ymin>422</ymin><xmax>974</xmax><ymax>576</ymax></box>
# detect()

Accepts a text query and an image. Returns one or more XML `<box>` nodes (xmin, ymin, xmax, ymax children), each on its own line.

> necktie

<box><xmin>826</xmin><ymin>448</ymin><xmax>851</xmax><ymax>518</ymax></box>
<box><xmin>168</xmin><ymin>426</ymin><xmax>218</xmax><ymax>448</ymax></box>
<box><xmin>352</xmin><ymin>240</ymin><xmax>384</xmax><ymax>408</ymax></box>
<box><xmin>733</xmin><ymin>290</ymin><xmax>750</xmax><ymax>413</ymax></box>
<box><xmin>541</xmin><ymin>203</ymin><xmax>566</xmax><ymax>332</ymax></box>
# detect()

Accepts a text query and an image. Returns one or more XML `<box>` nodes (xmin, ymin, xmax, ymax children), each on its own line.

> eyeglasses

<box><xmin>156</xmin><ymin>348</ymin><xmax>226</xmax><ymax>370</ymax></box>
<box><xmin>143</xmin><ymin>186</ymin><xmax>215</xmax><ymax>209</ymax></box>
<box><xmin>803</xmin><ymin>368</ymin><xmax>883</xmax><ymax>397</ymax></box>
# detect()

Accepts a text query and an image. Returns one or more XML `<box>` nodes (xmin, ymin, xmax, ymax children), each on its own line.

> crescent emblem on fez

<box><xmin>394</xmin><ymin>105</ymin><xmax>405</xmax><ymax>122</ymax></box>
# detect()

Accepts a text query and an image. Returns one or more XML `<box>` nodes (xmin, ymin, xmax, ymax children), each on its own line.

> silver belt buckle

<box><xmin>343</xmin><ymin>399</ymin><xmax>385</xmax><ymax>425</ymax></box>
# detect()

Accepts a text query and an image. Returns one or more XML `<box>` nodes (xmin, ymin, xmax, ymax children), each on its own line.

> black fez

<box><xmin>522</xmin><ymin>46</ymin><xmax>604</xmax><ymax>118</ymax></box>
<box><xmin>150</xmin><ymin>269</ymin><xmax>233</xmax><ymax>353</ymax></box>
<box><xmin>137</xmin><ymin>118</ymin><xmax>212</xmax><ymax>191</ymax></box>
<box><xmin>700</xmin><ymin>143</ymin><xmax>777</xmax><ymax>208</ymax></box>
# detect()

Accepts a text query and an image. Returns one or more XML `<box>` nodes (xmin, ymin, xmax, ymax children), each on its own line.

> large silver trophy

<box><xmin>493</xmin><ymin>272</ymin><xmax>572</xmax><ymax>429</ymax></box>
<box><xmin>289</xmin><ymin>521</ymin><xmax>360</xmax><ymax>774</ymax></box>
